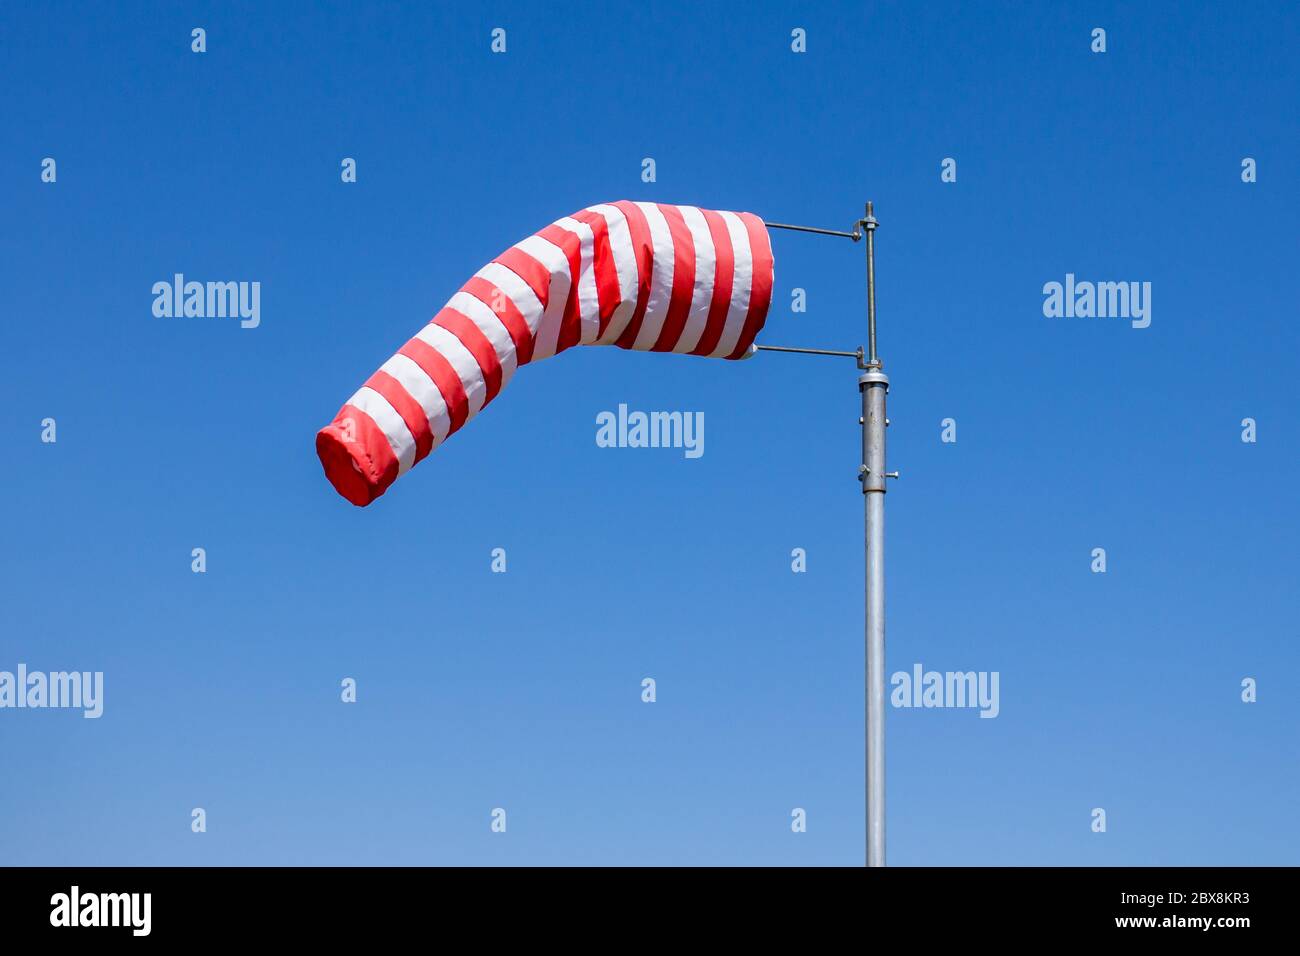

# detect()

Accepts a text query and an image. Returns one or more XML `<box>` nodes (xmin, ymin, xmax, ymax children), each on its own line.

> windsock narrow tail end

<box><xmin>316</xmin><ymin>413</ymin><xmax>397</xmax><ymax>507</ymax></box>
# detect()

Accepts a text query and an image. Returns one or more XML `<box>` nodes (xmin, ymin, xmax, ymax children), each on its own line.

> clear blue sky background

<box><xmin>2</xmin><ymin>1</ymin><xmax>1296</xmax><ymax>866</ymax></box>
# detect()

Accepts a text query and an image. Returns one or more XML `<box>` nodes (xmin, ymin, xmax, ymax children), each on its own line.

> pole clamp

<box><xmin>859</xmin><ymin>468</ymin><xmax>898</xmax><ymax>490</ymax></box>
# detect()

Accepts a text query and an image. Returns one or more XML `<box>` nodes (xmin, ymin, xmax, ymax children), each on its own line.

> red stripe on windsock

<box><xmin>610</xmin><ymin>200</ymin><xmax>654</xmax><ymax>350</ymax></box>
<box><xmin>315</xmin><ymin>403</ymin><xmax>400</xmax><ymax>506</ymax></box>
<box><xmin>462</xmin><ymin>276</ymin><xmax>535</xmax><ymax>366</ymax></box>
<box><xmin>571</xmin><ymin>208</ymin><xmax>622</xmax><ymax>334</ymax></box>
<box><xmin>495</xmin><ymin>247</ymin><xmax>552</xmax><ymax>309</ymax></box>
<box><xmin>652</xmin><ymin>204</ymin><xmax>697</xmax><ymax>352</ymax></box>
<box><xmin>433</xmin><ymin>308</ymin><xmax>504</xmax><ymax>406</ymax></box>
<box><xmin>400</xmin><ymin>336</ymin><xmax>470</xmax><ymax>435</ymax></box>
<box><xmin>692</xmin><ymin>208</ymin><xmax>736</xmax><ymax>357</ymax></box>
<box><xmin>537</xmin><ymin>224</ymin><xmax>584</xmax><ymax>355</ymax></box>
<box><xmin>365</xmin><ymin>370</ymin><xmax>434</xmax><ymax>461</ymax></box>
<box><xmin>727</xmin><ymin>212</ymin><xmax>775</xmax><ymax>359</ymax></box>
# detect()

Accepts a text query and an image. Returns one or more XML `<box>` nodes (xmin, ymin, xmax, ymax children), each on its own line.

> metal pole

<box><xmin>859</xmin><ymin>201</ymin><xmax>889</xmax><ymax>867</ymax></box>
<box><xmin>761</xmin><ymin>203</ymin><xmax>892</xmax><ymax>867</ymax></box>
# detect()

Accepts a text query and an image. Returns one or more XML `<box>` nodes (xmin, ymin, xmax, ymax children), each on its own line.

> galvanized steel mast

<box><xmin>760</xmin><ymin>202</ymin><xmax>891</xmax><ymax>866</ymax></box>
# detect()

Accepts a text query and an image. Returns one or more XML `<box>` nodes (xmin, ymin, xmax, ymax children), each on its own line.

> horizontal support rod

<box><xmin>765</xmin><ymin>221</ymin><xmax>862</xmax><ymax>242</ymax></box>
<box><xmin>755</xmin><ymin>344</ymin><xmax>865</xmax><ymax>365</ymax></box>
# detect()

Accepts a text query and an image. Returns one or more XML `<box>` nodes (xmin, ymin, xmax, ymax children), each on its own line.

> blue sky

<box><xmin>1</xmin><ymin>1</ymin><xmax>1296</xmax><ymax>865</ymax></box>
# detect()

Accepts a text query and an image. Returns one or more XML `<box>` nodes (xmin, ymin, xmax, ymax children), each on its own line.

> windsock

<box><xmin>316</xmin><ymin>201</ymin><xmax>775</xmax><ymax>505</ymax></box>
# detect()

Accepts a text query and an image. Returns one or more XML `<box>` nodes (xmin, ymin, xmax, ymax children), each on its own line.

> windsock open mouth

<box><xmin>316</xmin><ymin>200</ymin><xmax>774</xmax><ymax>506</ymax></box>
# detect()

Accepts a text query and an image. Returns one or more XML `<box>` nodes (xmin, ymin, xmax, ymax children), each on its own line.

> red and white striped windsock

<box><xmin>316</xmin><ymin>200</ymin><xmax>775</xmax><ymax>505</ymax></box>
